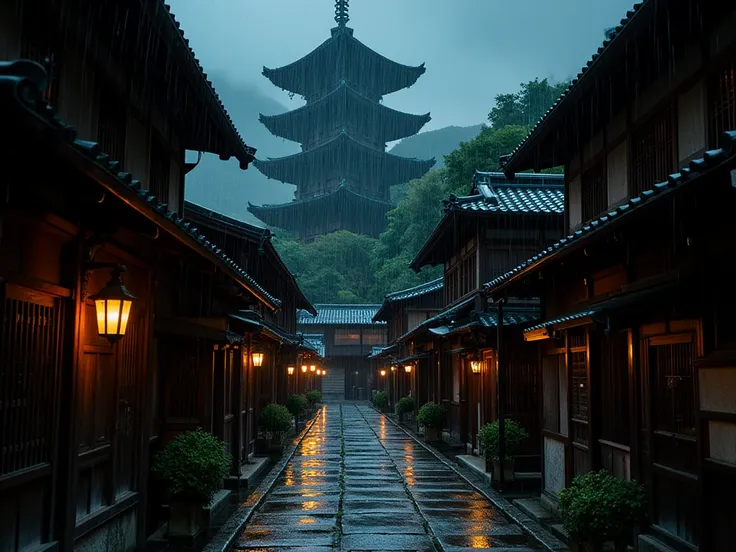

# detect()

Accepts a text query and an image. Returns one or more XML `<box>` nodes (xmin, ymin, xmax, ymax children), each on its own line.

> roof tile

<box><xmin>298</xmin><ymin>304</ymin><xmax>386</xmax><ymax>326</ymax></box>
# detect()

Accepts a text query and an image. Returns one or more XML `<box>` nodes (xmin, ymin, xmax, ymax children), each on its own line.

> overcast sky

<box><xmin>169</xmin><ymin>0</ymin><xmax>635</xmax><ymax>131</ymax></box>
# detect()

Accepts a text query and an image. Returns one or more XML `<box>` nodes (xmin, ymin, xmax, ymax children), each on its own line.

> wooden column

<box><xmin>212</xmin><ymin>345</ymin><xmax>226</xmax><ymax>441</ymax></box>
<box><xmin>231</xmin><ymin>344</ymin><xmax>243</xmax><ymax>476</ymax></box>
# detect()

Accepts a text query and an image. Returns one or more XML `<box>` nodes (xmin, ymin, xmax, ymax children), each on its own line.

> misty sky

<box><xmin>169</xmin><ymin>0</ymin><xmax>635</xmax><ymax>132</ymax></box>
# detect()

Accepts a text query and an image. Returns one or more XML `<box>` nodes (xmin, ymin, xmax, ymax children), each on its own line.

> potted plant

<box><xmin>417</xmin><ymin>402</ymin><xmax>445</xmax><ymax>442</ymax></box>
<box><xmin>372</xmin><ymin>390</ymin><xmax>388</xmax><ymax>412</ymax></box>
<box><xmin>286</xmin><ymin>393</ymin><xmax>308</xmax><ymax>430</ymax></box>
<box><xmin>306</xmin><ymin>389</ymin><xmax>321</xmax><ymax>411</ymax></box>
<box><xmin>558</xmin><ymin>470</ymin><xmax>647</xmax><ymax>552</ymax></box>
<box><xmin>152</xmin><ymin>428</ymin><xmax>231</xmax><ymax>540</ymax></box>
<box><xmin>478</xmin><ymin>418</ymin><xmax>528</xmax><ymax>482</ymax></box>
<box><xmin>257</xmin><ymin>403</ymin><xmax>293</xmax><ymax>454</ymax></box>
<box><xmin>397</xmin><ymin>395</ymin><xmax>415</xmax><ymax>422</ymax></box>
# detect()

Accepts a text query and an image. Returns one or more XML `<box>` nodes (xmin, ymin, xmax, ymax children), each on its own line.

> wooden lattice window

<box><xmin>97</xmin><ymin>89</ymin><xmax>127</xmax><ymax>168</ymax></box>
<box><xmin>651</xmin><ymin>337</ymin><xmax>695</xmax><ymax>436</ymax></box>
<box><xmin>599</xmin><ymin>330</ymin><xmax>630</xmax><ymax>445</ymax></box>
<box><xmin>0</xmin><ymin>285</ymin><xmax>64</xmax><ymax>476</ymax></box>
<box><xmin>708</xmin><ymin>59</ymin><xmax>736</xmax><ymax>148</ymax></box>
<box><xmin>630</xmin><ymin>106</ymin><xmax>675</xmax><ymax>197</ymax></box>
<box><xmin>569</xmin><ymin>328</ymin><xmax>588</xmax><ymax>449</ymax></box>
<box><xmin>581</xmin><ymin>161</ymin><xmax>607</xmax><ymax>223</ymax></box>
<box><xmin>149</xmin><ymin>135</ymin><xmax>171</xmax><ymax>203</ymax></box>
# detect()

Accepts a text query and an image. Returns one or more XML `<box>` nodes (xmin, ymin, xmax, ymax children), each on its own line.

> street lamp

<box><xmin>91</xmin><ymin>266</ymin><xmax>136</xmax><ymax>344</ymax></box>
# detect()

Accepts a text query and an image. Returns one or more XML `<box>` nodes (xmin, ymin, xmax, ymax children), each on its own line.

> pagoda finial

<box><xmin>334</xmin><ymin>0</ymin><xmax>349</xmax><ymax>26</ymax></box>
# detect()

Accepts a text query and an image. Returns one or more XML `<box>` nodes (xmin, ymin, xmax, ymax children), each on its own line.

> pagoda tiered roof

<box><xmin>247</xmin><ymin>183</ymin><xmax>392</xmax><ymax>239</ymax></box>
<box><xmin>253</xmin><ymin>131</ymin><xmax>435</xmax><ymax>189</ymax></box>
<box><xmin>259</xmin><ymin>81</ymin><xmax>431</xmax><ymax>146</ymax></box>
<box><xmin>262</xmin><ymin>26</ymin><xmax>426</xmax><ymax>100</ymax></box>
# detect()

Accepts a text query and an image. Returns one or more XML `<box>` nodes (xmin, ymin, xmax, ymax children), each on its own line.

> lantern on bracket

<box><xmin>89</xmin><ymin>265</ymin><xmax>136</xmax><ymax>344</ymax></box>
<box><xmin>404</xmin><ymin>364</ymin><xmax>413</xmax><ymax>374</ymax></box>
<box><xmin>287</xmin><ymin>366</ymin><xmax>295</xmax><ymax>376</ymax></box>
<box><xmin>301</xmin><ymin>365</ymin><xmax>308</xmax><ymax>373</ymax></box>
<box><xmin>469</xmin><ymin>354</ymin><xmax>481</xmax><ymax>374</ymax></box>
<box><xmin>310</xmin><ymin>364</ymin><xmax>316</xmax><ymax>372</ymax></box>
<box><xmin>380</xmin><ymin>369</ymin><xmax>387</xmax><ymax>377</ymax></box>
<box><xmin>252</xmin><ymin>350</ymin><xmax>264</xmax><ymax>367</ymax></box>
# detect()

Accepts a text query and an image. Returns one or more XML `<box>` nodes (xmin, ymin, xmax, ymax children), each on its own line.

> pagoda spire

<box><xmin>334</xmin><ymin>0</ymin><xmax>349</xmax><ymax>27</ymax></box>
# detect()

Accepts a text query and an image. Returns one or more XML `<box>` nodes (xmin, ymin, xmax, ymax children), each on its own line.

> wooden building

<box><xmin>400</xmin><ymin>172</ymin><xmax>563</xmax><ymax>463</ymax></box>
<box><xmin>482</xmin><ymin>2</ymin><xmax>736</xmax><ymax>550</ymax></box>
<box><xmin>247</xmin><ymin>0</ymin><xmax>434</xmax><ymax>240</ymax></box>
<box><xmin>297</xmin><ymin>305</ymin><xmax>387</xmax><ymax>401</ymax></box>
<box><xmin>0</xmin><ymin>1</ymin><xmax>313</xmax><ymax>550</ymax></box>
<box><xmin>371</xmin><ymin>278</ymin><xmax>444</xmax><ymax>408</ymax></box>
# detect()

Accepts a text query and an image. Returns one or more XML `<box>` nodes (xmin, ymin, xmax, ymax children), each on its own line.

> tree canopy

<box><xmin>272</xmin><ymin>77</ymin><xmax>569</xmax><ymax>304</ymax></box>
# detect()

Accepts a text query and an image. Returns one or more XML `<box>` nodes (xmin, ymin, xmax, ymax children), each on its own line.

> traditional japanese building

<box><xmin>248</xmin><ymin>0</ymin><xmax>435</xmax><ymax>240</ymax></box>
<box><xmin>297</xmin><ymin>304</ymin><xmax>387</xmax><ymax>400</ymax></box>
<box><xmin>482</xmin><ymin>1</ymin><xmax>736</xmax><ymax>550</ymax></box>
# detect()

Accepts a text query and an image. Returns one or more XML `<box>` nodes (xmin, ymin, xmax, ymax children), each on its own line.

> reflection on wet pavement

<box><xmin>234</xmin><ymin>404</ymin><xmax>540</xmax><ymax>551</ymax></box>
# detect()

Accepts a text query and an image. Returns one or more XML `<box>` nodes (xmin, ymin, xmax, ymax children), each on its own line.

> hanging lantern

<box><xmin>91</xmin><ymin>266</ymin><xmax>136</xmax><ymax>344</ymax></box>
<box><xmin>287</xmin><ymin>366</ymin><xmax>295</xmax><ymax>376</ymax></box>
<box><xmin>301</xmin><ymin>365</ymin><xmax>308</xmax><ymax>373</ymax></box>
<box><xmin>470</xmin><ymin>359</ymin><xmax>481</xmax><ymax>374</ymax></box>
<box><xmin>404</xmin><ymin>364</ymin><xmax>413</xmax><ymax>374</ymax></box>
<box><xmin>252</xmin><ymin>351</ymin><xmax>264</xmax><ymax>367</ymax></box>
<box><xmin>390</xmin><ymin>365</ymin><xmax>396</xmax><ymax>372</ymax></box>
<box><xmin>310</xmin><ymin>364</ymin><xmax>316</xmax><ymax>372</ymax></box>
<box><xmin>380</xmin><ymin>369</ymin><xmax>387</xmax><ymax>377</ymax></box>
<box><xmin>322</xmin><ymin>369</ymin><xmax>327</xmax><ymax>376</ymax></box>
<box><xmin>316</xmin><ymin>369</ymin><xmax>322</xmax><ymax>376</ymax></box>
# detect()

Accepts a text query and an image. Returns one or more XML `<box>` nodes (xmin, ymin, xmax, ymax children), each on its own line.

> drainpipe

<box><xmin>497</xmin><ymin>297</ymin><xmax>506</xmax><ymax>491</ymax></box>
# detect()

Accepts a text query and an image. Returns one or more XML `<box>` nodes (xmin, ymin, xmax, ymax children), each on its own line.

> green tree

<box><xmin>488</xmin><ymin>78</ymin><xmax>569</xmax><ymax>129</ymax></box>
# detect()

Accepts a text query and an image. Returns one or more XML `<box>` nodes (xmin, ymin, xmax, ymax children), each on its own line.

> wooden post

<box><xmin>212</xmin><ymin>345</ymin><xmax>225</xmax><ymax>441</ymax></box>
<box><xmin>231</xmin><ymin>344</ymin><xmax>243</xmax><ymax>477</ymax></box>
<box><xmin>497</xmin><ymin>298</ymin><xmax>506</xmax><ymax>491</ymax></box>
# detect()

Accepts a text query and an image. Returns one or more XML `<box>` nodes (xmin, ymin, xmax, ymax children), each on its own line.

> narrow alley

<box><xmin>236</xmin><ymin>404</ymin><xmax>539</xmax><ymax>551</ymax></box>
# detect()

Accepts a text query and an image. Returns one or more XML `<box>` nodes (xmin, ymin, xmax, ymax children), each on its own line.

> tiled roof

<box><xmin>297</xmin><ymin>304</ymin><xmax>386</xmax><ymax>326</ymax></box>
<box><xmin>302</xmin><ymin>334</ymin><xmax>326</xmax><ymax>358</ymax></box>
<box><xmin>434</xmin><ymin>308</ymin><xmax>540</xmax><ymax>336</ymax></box>
<box><xmin>397</xmin><ymin>295</ymin><xmax>476</xmax><ymax>342</ymax></box>
<box><xmin>525</xmin><ymin>310</ymin><xmax>597</xmax><ymax>333</ymax></box>
<box><xmin>500</xmin><ymin>2</ymin><xmax>646</xmax><ymax>173</ymax></box>
<box><xmin>445</xmin><ymin>171</ymin><xmax>564</xmax><ymax>214</ymax></box>
<box><xmin>373</xmin><ymin>278</ymin><xmax>443</xmax><ymax>321</ymax></box>
<box><xmin>367</xmin><ymin>343</ymin><xmax>398</xmax><ymax>359</ymax></box>
<box><xmin>230</xmin><ymin>310</ymin><xmax>297</xmax><ymax>343</ymax></box>
<box><xmin>160</xmin><ymin>2</ymin><xmax>256</xmax><ymax>168</ymax></box>
<box><xmin>1</xmin><ymin>59</ymin><xmax>279</xmax><ymax>311</ymax></box>
<box><xmin>483</xmin><ymin>130</ymin><xmax>736</xmax><ymax>296</ymax></box>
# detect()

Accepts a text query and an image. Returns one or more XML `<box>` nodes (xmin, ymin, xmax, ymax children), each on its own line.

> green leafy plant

<box><xmin>478</xmin><ymin>419</ymin><xmax>528</xmax><ymax>461</ymax></box>
<box><xmin>397</xmin><ymin>395</ymin><xmax>415</xmax><ymax>414</ymax></box>
<box><xmin>152</xmin><ymin>428</ymin><xmax>231</xmax><ymax>504</ymax></box>
<box><xmin>372</xmin><ymin>390</ymin><xmax>388</xmax><ymax>408</ymax></box>
<box><xmin>417</xmin><ymin>402</ymin><xmax>445</xmax><ymax>428</ymax></box>
<box><xmin>258</xmin><ymin>403</ymin><xmax>293</xmax><ymax>433</ymax></box>
<box><xmin>286</xmin><ymin>394</ymin><xmax>308</xmax><ymax>417</ymax></box>
<box><xmin>558</xmin><ymin>470</ymin><xmax>647</xmax><ymax>550</ymax></box>
<box><xmin>306</xmin><ymin>389</ymin><xmax>321</xmax><ymax>405</ymax></box>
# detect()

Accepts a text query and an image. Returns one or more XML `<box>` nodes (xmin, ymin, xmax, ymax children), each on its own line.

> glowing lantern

<box><xmin>470</xmin><ymin>360</ymin><xmax>481</xmax><ymax>374</ymax></box>
<box><xmin>91</xmin><ymin>267</ymin><xmax>136</xmax><ymax>344</ymax></box>
<box><xmin>301</xmin><ymin>365</ymin><xmax>308</xmax><ymax>373</ymax></box>
<box><xmin>310</xmin><ymin>365</ymin><xmax>316</xmax><ymax>372</ymax></box>
<box><xmin>252</xmin><ymin>351</ymin><xmax>264</xmax><ymax>367</ymax></box>
<box><xmin>380</xmin><ymin>369</ymin><xmax>387</xmax><ymax>377</ymax></box>
<box><xmin>404</xmin><ymin>364</ymin><xmax>413</xmax><ymax>374</ymax></box>
<box><xmin>287</xmin><ymin>366</ymin><xmax>295</xmax><ymax>376</ymax></box>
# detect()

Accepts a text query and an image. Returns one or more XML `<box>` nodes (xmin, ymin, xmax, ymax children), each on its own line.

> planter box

<box><xmin>423</xmin><ymin>427</ymin><xmax>441</xmax><ymax>442</ymax></box>
<box><xmin>169</xmin><ymin>499</ymin><xmax>204</xmax><ymax>542</ymax></box>
<box><xmin>255</xmin><ymin>433</ymin><xmax>286</xmax><ymax>455</ymax></box>
<box><xmin>486</xmin><ymin>458</ymin><xmax>515</xmax><ymax>482</ymax></box>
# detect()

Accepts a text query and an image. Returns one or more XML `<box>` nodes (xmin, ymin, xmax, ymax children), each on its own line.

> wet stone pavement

<box><xmin>235</xmin><ymin>404</ymin><xmax>541</xmax><ymax>551</ymax></box>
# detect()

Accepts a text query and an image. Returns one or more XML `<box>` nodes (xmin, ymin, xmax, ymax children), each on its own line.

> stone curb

<box><xmin>203</xmin><ymin>409</ymin><xmax>322</xmax><ymax>552</ymax></box>
<box><xmin>371</xmin><ymin>405</ymin><xmax>570</xmax><ymax>552</ymax></box>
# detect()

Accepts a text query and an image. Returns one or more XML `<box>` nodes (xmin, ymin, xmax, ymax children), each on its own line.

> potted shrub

<box><xmin>478</xmin><ymin>418</ymin><xmax>528</xmax><ymax>482</ymax></box>
<box><xmin>558</xmin><ymin>470</ymin><xmax>647</xmax><ymax>552</ymax></box>
<box><xmin>257</xmin><ymin>403</ymin><xmax>293</xmax><ymax>454</ymax></box>
<box><xmin>397</xmin><ymin>395</ymin><xmax>415</xmax><ymax>422</ymax></box>
<box><xmin>372</xmin><ymin>390</ymin><xmax>388</xmax><ymax>412</ymax></box>
<box><xmin>286</xmin><ymin>393</ymin><xmax>308</xmax><ymax>430</ymax></box>
<box><xmin>152</xmin><ymin>428</ymin><xmax>231</xmax><ymax>540</ymax></box>
<box><xmin>306</xmin><ymin>389</ymin><xmax>321</xmax><ymax>410</ymax></box>
<box><xmin>417</xmin><ymin>402</ymin><xmax>445</xmax><ymax>442</ymax></box>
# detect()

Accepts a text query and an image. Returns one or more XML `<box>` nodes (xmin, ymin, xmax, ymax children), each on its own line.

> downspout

<box><xmin>497</xmin><ymin>297</ymin><xmax>506</xmax><ymax>491</ymax></box>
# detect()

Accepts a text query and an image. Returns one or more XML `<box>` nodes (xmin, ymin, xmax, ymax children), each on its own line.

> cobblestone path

<box><xmin>235</xmin><ymin>403</ymin><xmax>540</xmax><ymax>551</ymax></box>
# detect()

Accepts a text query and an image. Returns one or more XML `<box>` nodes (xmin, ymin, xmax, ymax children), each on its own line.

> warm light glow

<box><xmin>390</xmin><ymin>365</ymin><xmax>396</xmax><ymax>372</ymax></box>
<box><xmin>470</xmin><ymin>360</ymin><xmax>481</xmax><ymax>374</ymax></box>
<box><xmin>90</xmin><ymin>268</ymin><xmax>136</xmax><ymax>344</ymax></box>
<box><xmin>301</xmin><ymin>365</ymin><xmax>308</xmax><ymax>373</ymax></box>
<box><xmin>316</xmin><ymin>369</ymin><xmax>322</xmax><ymax>375</ymax></box>
<box><xmin>380</xmin><ymin>369</ymin><xmax>387</xmax><ymax>377</ymax></box>
<box><xmin>404</xmin><ymin>364</ymin><xmax>413</xmax><ymax>373</ymax></box>
<box><xmin>287</xmin><ymin>366</ymin><xmax>295</xmax><ymax>376</ymax></box>
<box><xmin>310</xmin><ymin>364</ymin><xmax>316</xmax><ymax>372</ymax></box>
<box><xmin>322</xmin><ymin>369</ymin><xmax>327</xmax><ymax>376</ymax></box>
<box><xmin>252</xmin><ymin>352</ymin><xmax>264</xmax><ymax>367</ymax></box>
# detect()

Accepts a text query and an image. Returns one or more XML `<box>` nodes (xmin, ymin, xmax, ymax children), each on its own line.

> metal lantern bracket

<box><xmin>82</xmin><ymin>262</ymin><xmax>128</xmax><ymax>301</ymax></box>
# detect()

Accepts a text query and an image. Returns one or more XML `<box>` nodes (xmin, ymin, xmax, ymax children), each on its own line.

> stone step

<box><xmin>638</xmin><ymin>534</ymin><xmax>680</xmax><ymax>552</ymax></box>
<box><xmin>512</xmin><ymin>497</ymin><xmax>556</xmax><ymax>524</ymax></box>
<box><xmin>549</xmin><ymin>523</ymin><xmax>569</xmax><ymax>543</ymax></box>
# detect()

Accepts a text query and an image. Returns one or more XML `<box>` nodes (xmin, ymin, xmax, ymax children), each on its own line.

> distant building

<box><xmin>298</xmin><ymin>305</ymin><xmax>387</xmax><ymax>400</ymax></box>
<box><xmin>248</xmin><ymin>0</ymin><xmax>435</xmax><ymax>240</ymax></box>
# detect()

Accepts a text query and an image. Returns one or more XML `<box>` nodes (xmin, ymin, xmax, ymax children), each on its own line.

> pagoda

<box><xmin>249</xmin><ymin>0</ymin><xmax>435</xmax><ymax>240</ymax></box>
